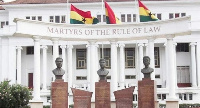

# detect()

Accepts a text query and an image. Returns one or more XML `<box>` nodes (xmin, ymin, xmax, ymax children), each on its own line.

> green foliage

<box><xmin>0</xmin><ymin>80</ymin><xmax>32</xmax><ymax>108</ymax></box>
<box><xmin>179</xmin><ymin>104</ymin><xmax>200</xmax><ymax>108</ymax></box>
<box><xmin>43</xmin><ymin>106</ymin><xmax>50</xmax><ymax>108</ymax></box>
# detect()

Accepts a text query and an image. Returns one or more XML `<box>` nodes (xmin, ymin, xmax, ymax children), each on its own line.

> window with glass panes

<box><xmin>55</xmin><ymin>16</ymin><xmax>60</xmax><ymax>23</ymax></box>
<box><xmin>61</xmin><ymin>16</ymin><xmax>66</xmax><ymax>23</ymax></box>
<box><xmin>76</xmin><ymin>49</ymin><xmax>87</xmax><ymax>69</ymax></box>
<box><xmin>38</xmin><ymin>16</ymin><xmax>42</xmax><ymax>21</ymax></box>
<box><xmin>125</xmin><ymin>48</ymin><xmax>135</xmax><ymax>68</ymax></box>
<box><xmin>121</xmin><ymin>14</ymin><xmax>125</xmax><ymax>22</ymax></box>
<box><xmin>100</xmin><ymin>48</ymin><xmax>111</xmax><ymax>68</ymax></box>
<box><xmin>154</xmin><ymin>47</ymin><xmax>160</xmax><ymax>68</ymax></box>
<box><xmin>176</xmin><ymin>43</ymin><xmax>189</xmax><ymax>52</ymax></box>
<box><xmin>169</xmin><ymin>13</ymin><xmax>186</xmax><ymax>19</ymax></box>
<box><xmin>26</xmin><ymin>46</ymin><xmax>34</xmax><ymax>55</ymax></box>
<box><xmin>49</xmin><ymin>16</ymin><xmax>54</xmax><ymax>22</ymax></box>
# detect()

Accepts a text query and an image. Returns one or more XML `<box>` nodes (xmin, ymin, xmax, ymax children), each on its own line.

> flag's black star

<box><xmin>82</xmin><ymin>18</ymin><xmax>86</xmax><ymax>23</ymax></box>
<box><xmin>149</xmin><ymin>12</ymin><xmax>152</xmax><ymax>16</ymax></box>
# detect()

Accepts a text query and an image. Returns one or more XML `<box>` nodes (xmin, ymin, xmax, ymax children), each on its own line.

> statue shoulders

<box><xmin>141</xmin><ymin>67</ymin><xmax>154</xmax><ymax>73</ymax></box>
<box><xmin>97</xmin><ymin>69</ymin><xmax>109</xmax><ymax>75</ymax></box>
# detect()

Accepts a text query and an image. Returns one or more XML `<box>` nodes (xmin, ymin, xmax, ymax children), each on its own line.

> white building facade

<box><xmin>0</xmin><ymin>0</ymin><xmax>200</xmax><ymax>106</ymax></box>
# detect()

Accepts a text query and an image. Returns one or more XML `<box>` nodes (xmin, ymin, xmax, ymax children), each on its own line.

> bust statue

<box><xmin>97</xmin><ymin>59</ymin><xmax>109</xmax><ymax>81</ymax></box>
<box><xmin>141</xmin><ymin>56</ymin><xmax>154</xmax><ymax>79</ymax></box>
<box><xmin>52</xmin><ymin>57</ymin><xmax>65</xmax><ymax>80</ymax></box>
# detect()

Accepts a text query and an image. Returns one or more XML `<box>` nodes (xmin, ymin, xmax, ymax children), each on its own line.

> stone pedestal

<box><xmin>166</xmin><ymin>99</ymin><xmax>179</xmax><ymax>108</ymax></box>
<box><xmin>95</xmin><ymin>80</ymin><xmax>110</xmax><ymax>108</ymax></box>
<box><xmin>138</xmin><ymin>78</ymin><xmax>157</xmax><ymax>108</ymax></box>
<box><xmin>114</xmin><ymin>86</ymin><xmax>135</xmax><ymax>108</ymax></box>
<box><xmin>29</xmin><ymin>100</ymin><xmax>43</xmax><ymax>108</ymax></box>
<box><xmin>71</xmin><ymin>88</ymin><xmax>93</xmax><ymax>108</ymax></box>
<box><xmin>51</xmin><ymin>79</ymin><xmax>68</xmax><ymax>108</ymax></box>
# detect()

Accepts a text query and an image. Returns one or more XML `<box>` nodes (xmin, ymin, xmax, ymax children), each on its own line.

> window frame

<box><xmin>154</xmin><ymin>47</ymin><xmax>160</xmax><ymax>68</ymax></box>
<box><xmin>125</xmin><ymin>48</ymin><xmax>135</xmax><ymax>68</ymax></box>
<box><xmin>76</xmin><ymin>49</ymin><xmax>87</xmax><ymax>69</ymax></box>
<box><xmin>100</xmin><ymin>48</ymin><xmax>111</xmax><ymax>69</ymax></box>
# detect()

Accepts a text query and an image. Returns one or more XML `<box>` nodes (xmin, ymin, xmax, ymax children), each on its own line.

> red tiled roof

<box><xmin>3</xmin><ymin>0</ymin><xmax>175</xmax><ymax>4</ymax></box>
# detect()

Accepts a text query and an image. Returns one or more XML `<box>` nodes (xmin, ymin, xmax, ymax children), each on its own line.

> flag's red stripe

<box><xmin>138</xmin><ymin>0</ymin><xmax>149</xmax><ymax>11</ymax></box>
<box><xmin>70</xmin><ymin>4</ymin><xmax>92</xmax><ymax>18</ymax></box>
<box><xmin>105</xmin><ymin>2</ymin><xmax>116</xmax><ymax>24</ymax></box>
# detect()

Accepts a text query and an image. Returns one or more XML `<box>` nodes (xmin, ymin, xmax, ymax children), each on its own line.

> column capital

<box><xmin>138</xmin><ymin>43</ymin><xmax>144</xmax><ymax>47</ymax></box>
<box><xmin>144</xmin><ymin>43</ymin><xmax>148</xmax><ymax>47</ymax></box>
<box><xmin>51</xmin><ymin>38</ymin><xmax>59</xmax><ymax>44</ymax></box>
<box><xmin>166</xmin><ymin>35</ymin><xmax>175</xmax><ymax>39</ymax></box>
<box><xmin>67</xmin><ymin>44</ymin><xmax>73</xmax><ymax>49</ymax></box>
<box><xmin>16</xmin><ymin>46</ymin><xmax>23</xmax><ymax>50</ymax></box>
<box><xmin>95</xmin><ymin>44</ymin><xmax>99</xmax><ymax>48</ymax></box>
<box><xmin>86</xmin><ymin>44</ymin><xmax>90</xmax><ymax>48</ymax></box>
<box><xmin>88</xmin><ymin>40</ymin><xmax>96</xmax><ymax>45</ymax></box>
<box><xmin>119</xmin><ymin>43</ymin><xmax>125</xmax><ymax>47</ymax></box>
<box><xmin>41</xmin><ymin>45</ymin><xmax>48</xmax><ymax>49</ymax></box>
<box><xmin>147</xmin><ymin>37</ymin><xmax>155</xmax><ymax>41</ymax></box>
<box><xmin>32</xmin><ymin>36</ymin><xmax>41</xmax><ymax>42</ymax></box>
<box><xmin>110</xmin><ymin>41</ymin><xmax>118</xmax><ymax>47</ymax></box>
<box><xmin>60</xmin><ymin>45</ymin><xmax>66</xmax><ymax>49</ymax></box>
<box><xmin>173</xmin><ymin>42</ymin><xmax>177</xmax><ymax>46</ymax></box>
<box><xmin>190</xmin><ymin>42</ymin><xmax>197</xmax><ymax>46</ymax></box>
<box><xmin>164</xmin><ymin>43</ymin><xmax>167</xmax><ymax>47</ymax></box>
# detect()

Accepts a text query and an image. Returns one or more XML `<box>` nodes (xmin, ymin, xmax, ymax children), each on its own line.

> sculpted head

<box><xmin>99</xmin><ymin>59</ymin><xmax>106</xmax><ymax>69</ymax></box>
<box><xmin>143</xmin><ymin>56</ymin><xmax>150</xmax><ymax>67</ymax></box>
<box><xmin>55</xmin><ymin>57</ymin><xmax>63</xmax><ymax>68</ymax></box>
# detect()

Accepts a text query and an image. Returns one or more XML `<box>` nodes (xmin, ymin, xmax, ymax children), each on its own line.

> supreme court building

<box><xmin>0</xmin><ymin>0</ymin><xmax>200</xmax><ymax>106</ymax></box>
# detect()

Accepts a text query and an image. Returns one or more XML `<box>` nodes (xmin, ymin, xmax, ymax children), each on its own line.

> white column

<box><xmin>148</xmin><ymin>38</ymin><xmax>155</xmax><ymax>80</ymax></box>
<box><xmin>119</xmin><ymin>43</ymin><xmax>125</xmax><ymax>89</ymax></box>
<box><xmin>110</xmin><ymin>41</ymin><xmax>118</xmax><ymax>99</ymax></box>
<box><xmin>164</xmin><ymin>43</ymin><xmax>169</xmax><ymax>88</ymax></box>
<box><xmin>52</xmin><ymin>38</ymin><xmax>59</xmax><ymax>69</ymax></box>
<box><xmin>138</xmin><ymin>43</ymin><xmax>144</xmax><ymax>80</ymax></box>
<box><xmin>167</xmin><ymin>37</ymin><xmax>176</xmax><ymax>99</ymax></box>
<box><xmin>33</xmin><ymin>36</ymin><xmax>41</xmax><ymax>100</ymax></box>
<box><xmin>89</xmin><ymin>41</ymin><xmax>96</xmax><ymax>100</ymax></box>
<box><xmin>196</xmin><ymin>42</ymin><xmax>200</xmax><ymax>87</ymax></box>
<box><xmin>144</xmin><ymin>43</ymin><xmax>148</xmax><ymax>56</ymax></box>
<box><xmin>67</xmin><ymin>44</ymin><xmax>73</xmax><ymax>93</ymax></box>
<box><xmin>190</xmin><ymin>42</ymin><xmax>197</xmax><ymax>87</ymax></box>
<box><xmin>173</xmin><ymin>43</ymin><xmax>178</xmax><ymax>88</ymax></box>
<box><xmin>86</xmin><ymin>44</ymin><xmax>91</xmax><ymax>90</ymax></box>
<box><xmin>95</xmin><ymin>44</ymin><xmax>99</xmax><ymax>82</ymax></box>
<box><xmin>16</xmin><ymin>46</ymin><xmax>22</xmax><ymax>84</ymax></box>
<box><xmin>41</xmin><ymin>45</ymin><xmax>48</xmax><ymax>91</ymax></box>
<box><xmin>60</xmin><ymin>45</ymin><xmax>67</xmax><ymax>81</ymax></box>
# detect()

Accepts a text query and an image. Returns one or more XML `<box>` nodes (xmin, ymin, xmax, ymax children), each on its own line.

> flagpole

<box><xmin>135</xmin><ymin>0</ymin><xmax>140</xmax><ymax>22</ymax></box>
<box><xmin>67</xmin><ymin>0</ymin><xmax>70</xmax><ymax>24</ymax></box>
<box><xmin>102</xmin><ymin>0</ymin><xmax>104</xmax><ymax>24</ymax></box>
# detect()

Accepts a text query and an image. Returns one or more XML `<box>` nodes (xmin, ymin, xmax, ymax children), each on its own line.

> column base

<box><xmin>29</xmin><ymin>100</ymin><xmax>43</xmax><ymax>108</ymax></box>
<box><xmin>165</xmin><ymin>99</ymin><xmax>179</xmax><ymax>108</ymax></box>
<box><xmin>155</xmin><ymin>100</ymin><xmax>159</xmax><ymax>108</ymax></box>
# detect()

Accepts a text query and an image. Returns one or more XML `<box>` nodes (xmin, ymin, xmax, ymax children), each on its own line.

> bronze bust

<box><xmin>141</xmin><ymin>56</ymin><xmax>154</xmax><ymax>79</ymax></box>
<box><xmin>97</xmin><ymin>59</ymin><xmax>109</xmax><ymax>81</ymax></box>
<box><xmin>52</xmin><ymin>57</ymin><xmax>65</xmax><ymax>80</ymax></box>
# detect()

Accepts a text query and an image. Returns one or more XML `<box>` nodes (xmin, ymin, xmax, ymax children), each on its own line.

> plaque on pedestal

<box><xmin>51</xmin><ymin>79</ymin><xmax>68</xmax><ymax>108</ymax></box>
<box><xmin>114</xmin><ymin>86</ymin><xmax>135</xmax><ymax>108</ymax></box>
<box><xmin>138</xmin><ymin>78</ymin><xmax>157</xmax><ymax>108</ymax></box>
<box><xmin>71</xmin><ymin>88</ymin><xmax>93</xmax><ymax>108</ymax></box>
<box><xmin>95</xmin><ymin>81</ymin><xmax>111</xmax><ymax>108</ymax></box>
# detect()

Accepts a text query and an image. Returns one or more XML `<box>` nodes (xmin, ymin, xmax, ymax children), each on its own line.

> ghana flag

<box><xmin>138</xmin><ymin>0</ymin><xmax>158</xmax><ymax>22</ymax></box>
<box><xmin>70</xmin><ymin>4</ymin><xmax>99</xmax><ymax>24</ymax></box>
<box><xmin>105</xmin><ymin>2</ymin><xmax>121</xmax><ymax>24</ymax></box>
